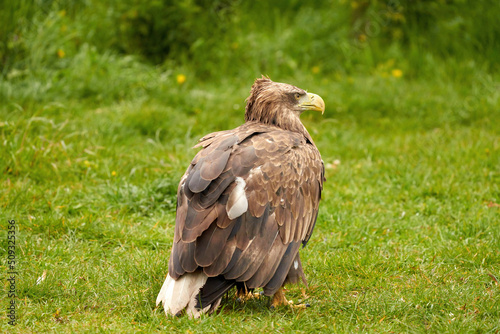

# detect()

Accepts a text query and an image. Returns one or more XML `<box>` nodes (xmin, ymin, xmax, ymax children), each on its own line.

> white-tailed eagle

<box><xmin>156</xmin><ymin>77</ymin><xmax>325</xmax><ymax>317</ymax></box>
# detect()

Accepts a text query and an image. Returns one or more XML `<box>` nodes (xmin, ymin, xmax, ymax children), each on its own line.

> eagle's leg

<box><xmin>270</xmin><ymin>287</ymin><xmax>310</xmax><ymax>309</ymax></box>
<box><xmin>236</xmin><ymin>283</ymin><xmax>258</xmax><ymax>302</ymax></box>
<box><xmin>270</xmin><ymin>287</ymin><xmax>288</xmax><ymax>308</ymax></box>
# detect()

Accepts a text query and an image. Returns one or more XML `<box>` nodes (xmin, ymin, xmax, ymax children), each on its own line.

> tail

<box><xmin>156</xmin><ymin>271</ymin><xmax>208</xmax><ymax>318</ymax></box>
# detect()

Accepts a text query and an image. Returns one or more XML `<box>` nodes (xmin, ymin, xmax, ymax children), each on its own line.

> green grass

<box><xmin>1</xmin><ymin>73</ymin><xmax>499</xmax><ymax>333</ymax></box>
<box><xmin>1</xmin><ymin>0</ymin><xmax>500</xmax><ymax>332</ymax></box>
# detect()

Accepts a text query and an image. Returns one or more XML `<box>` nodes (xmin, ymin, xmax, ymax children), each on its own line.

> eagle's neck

<box><xmin>246</xmin><ymin>106</ymin><xmax>314</xmax><ymax>144</ymax></box>
<box><xmin>277</xmin><ymin>114</ymin><xmax>314</xmax><ymax>143</ymax></box>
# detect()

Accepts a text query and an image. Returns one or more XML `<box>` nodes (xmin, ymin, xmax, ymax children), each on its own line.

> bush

<box><xmin>1</xmin><ymin>0</ymin><xmax>499</xmax><ymax>104</ymax></box>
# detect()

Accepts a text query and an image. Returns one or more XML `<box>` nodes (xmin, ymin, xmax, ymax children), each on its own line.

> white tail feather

<box><xmin>156</xmin><ymin>272</ymin><xmax>208</xmax><ymax>318</ymax></box>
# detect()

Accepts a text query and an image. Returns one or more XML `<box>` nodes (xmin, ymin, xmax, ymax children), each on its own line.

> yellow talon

<box><xmin>271</xmin><ymin>288</ymin><xmax>310</xmax><ymax>309</ymax></box>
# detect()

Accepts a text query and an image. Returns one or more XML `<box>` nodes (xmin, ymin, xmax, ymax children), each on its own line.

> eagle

<box><xmin>156</xmin><ymin>77</ymin><xmax>325</xmax><ymax>317</ymax></box>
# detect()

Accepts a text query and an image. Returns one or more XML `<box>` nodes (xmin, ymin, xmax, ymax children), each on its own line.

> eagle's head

<box><xmin>244</xmin><ymin>77</ymin><xmax>325</xmax><ymax>134</ymax></box>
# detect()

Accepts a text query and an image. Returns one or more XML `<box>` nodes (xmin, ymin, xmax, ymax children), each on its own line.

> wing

<box><xmin>168</xmin><ymin>122</ymin><xmax>324</xmax><ymax>297</ymax></box>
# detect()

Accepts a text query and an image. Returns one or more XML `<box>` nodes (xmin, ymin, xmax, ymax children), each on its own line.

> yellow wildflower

<box><xmin>392</xmin><ymin>12</ymin><xmax>406</xmax><ymax>23</ymax></box>
<box><xmin>391</xmin><ymin>69</ymin><xmax>403</xmax><ymax>78</ymax></box>
<box><xmin>312</xmin><ymin>66</ymin><xmax>320</xmax><ymax>74</ymax></box>
<box><xmin>111</xmin><ymin>171</ymin><xmax>117</xmax><ymax>176</ymax></box>
<box><xmin>176</xmin><ymin>74</ymin><xmax>186</xmax><ymax>85</ymax></box>
<box><xmin>57</xmin><ymin>49</ymin><xmax>65</xmax><ymax>58</ymax></box>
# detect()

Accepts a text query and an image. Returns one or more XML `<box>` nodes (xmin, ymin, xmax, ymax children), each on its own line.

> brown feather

<box><xmin>194</xmin><ymin>219</ymin><xmax>235</xmax><ymax>267</ymax></box>
<box><xmin>187</xmin><ymin>169</ymin><xmax>211</xmax><ymax>193</ymax></box>
<box><xmin>182</xmin><ymin>204</ymin><xmax>218</xmax><ymax>243</ymax></box>
<box><xmin>169</xmin><ymin>243</ymin><xmax>185</xmax><ymax>279</ymax></box>
<box><xmin>234</xmin><ymin>216</ymin><xmax>250</xmax><ymax>250</ymax></box>
<box><xmin>178</xmin><ymin>241</ymin><xmax>198</xmax><ymax>272</ymax></box>
<box><xmin>184</xmin><ymin>201</ymin><xmax>212</xmax><ymax>231</ymax></box>
<box><xmin>174</xmin><ymin>193</ymin><xmax>187</xmax><ymax>243</ymax></box>
<box><xmin>220</xmin><ymin>247</ymin><xmax>243</xmax><ymax>275</ymax></box>
<box><xmin>200</xmin><ymin>149</ymin><xmax>231</xmax><ymax>181</ymax></box>
<box><xmin>263</xmin><ymin>242</ymin><xmax>301</xmax><ymax>295</ymax></box>
<box><xmin>284</xmin><ymin>253</ymin><xmax>308</xmax><ymax>286</ymax></box>
<box><xmin>245</xmin><ymin>236</ymin><xmax>288</xmax><ymax>288</ymax></box>
<box><xmin>215</xmin><ymin>204</ymin><xmax>233</xmax><ymax>229</ymax></box>
<box><xmin>203</xmin><ymin>237</ymin><xmax>237</xmax><ymax>277</ymax></box>
<box><xmin>224</xmin><ymin>213</ymin><xmax>279</xmax><ymax>280</ymax></box>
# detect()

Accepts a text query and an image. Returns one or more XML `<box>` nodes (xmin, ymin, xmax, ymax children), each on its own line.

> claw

<box><xmin>270</xmin><ymin>288</ymin><xmax>310</xmax><ymax>310</ymax></box>
<box><xmin>236</xmin><ymin>287</ymin><xmax>259</xmax><ymax>303</ymax></box>
<box><xmin>271</xmin><ymin>288</ymin><xmax>288</xmax><ymax>308</ymax></box>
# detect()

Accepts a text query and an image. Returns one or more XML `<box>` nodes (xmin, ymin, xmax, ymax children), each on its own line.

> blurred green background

<box><xmin>1</xmin><ymin>0</ymin><xmax>499</xmax><ymax>332</ymax></box>
<box><xmin>1</xmin><ymin>0</ymin><xmax>499</xmax><ymax>104</ymax></box>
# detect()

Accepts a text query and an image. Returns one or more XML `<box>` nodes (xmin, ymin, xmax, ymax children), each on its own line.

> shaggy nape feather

<box><xmin>244</xmin><ymin>76</ymin><xmax>313</xmax><ymax>141</ymax></box>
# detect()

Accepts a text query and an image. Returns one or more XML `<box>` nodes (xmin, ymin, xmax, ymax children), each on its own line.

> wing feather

<box><xmin>187</xmin><ymin>169</ymin><xmax>211</xmax><ymax>193</ymax></box>
<box><xmin>178</xmin><ymin>241</ymin><xmax>198</xmax><ymax>272</ymax></box>
<box><xmin>224</xmin><ymin>213</ymin><xmax>279</xmax><ymax>280</ymax></box>
<box><xmin>200</xmin><ymin>149</ymin><xmax>231</xmax><ymax>181</ymax></box>
<box><xmin>245</xmin><ymin>236</ymin><xmax>289</xmax><ymax>288</ymax></box>
<box><xmin>194</xmin><ymin>216</ymin><xmax>235</xmax><ymax>267</ymax></box>
<box><xmin>203</xmin><ymin>237</ymin><xmax>237</xmax><ymax>276</ymax></box>
<box><xmin>168</xmin><ymin>122</ymin><xmax>324</xmax><ymax>302</ymax></box>
<box><xmin>181</xmin><ymin>204</ymin><xmax>218</xmax><ymax>243</ymax></box>
<box><xmin>263</xmin><ymin>242</ymin><xmax>301</xmax><ymax>295</ymax></box>
<box><xmin>169</xmin><ymin>243</ymin><xmax>185</xmax><ymax>279</ymax></box>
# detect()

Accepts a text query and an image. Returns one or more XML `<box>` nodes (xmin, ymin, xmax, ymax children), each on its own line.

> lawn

<box><xmin>1</xmin><ymin>1</ymin><xmax>499</xmax><ymax>333</ymax></box>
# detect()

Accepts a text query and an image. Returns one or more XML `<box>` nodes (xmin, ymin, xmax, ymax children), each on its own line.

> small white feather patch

<box><xmin>294</xmin><ymin>260</ymin><xmax>299</xmax><ymax>270</ymax></box>
<box><xmin>227</xmin><ymin>177</ymin><xmax>248</xmax><ymax>220</ymax></box>
<box><xmin>249</xmin><ymin>165</ymin><xmax>262</xmax><ymax>175</ymax></box>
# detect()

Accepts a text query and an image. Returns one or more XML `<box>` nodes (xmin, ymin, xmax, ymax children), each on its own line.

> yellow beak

<box><xmin>298</xmin><ymin>93</ymin><xmax>325</xmax><ymax>114</ymax></box>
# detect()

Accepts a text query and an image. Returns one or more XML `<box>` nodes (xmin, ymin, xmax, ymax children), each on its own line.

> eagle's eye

<box><xmin>294</xmin><ymin>92</ymin><xmax>301</xmax><ymax>100</ymax></box>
